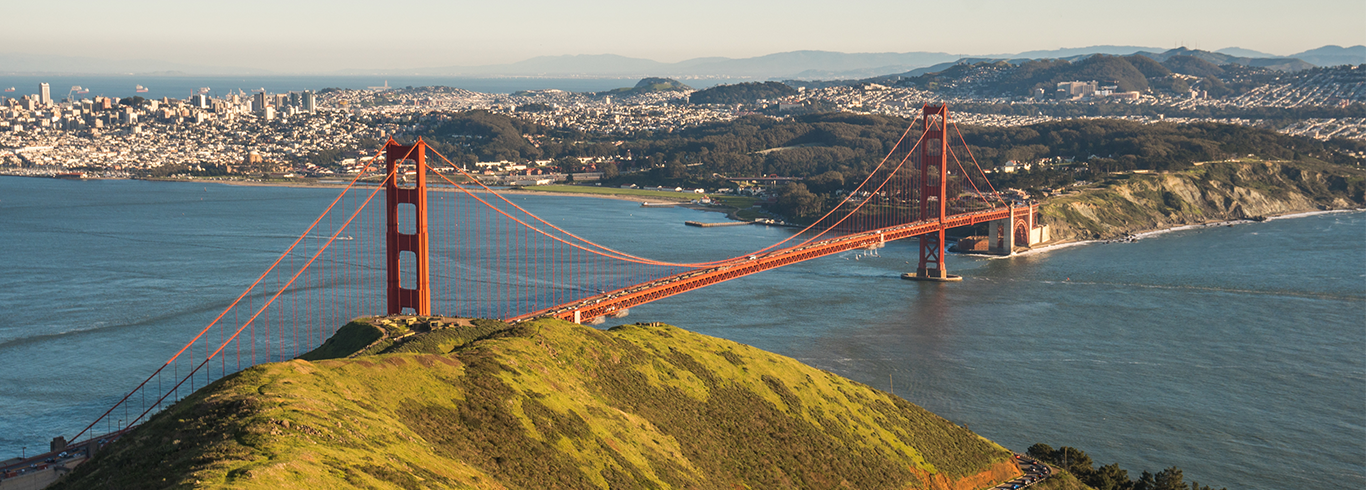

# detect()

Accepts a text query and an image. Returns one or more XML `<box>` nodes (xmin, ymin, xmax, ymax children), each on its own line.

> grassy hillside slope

<box><xmin>1040</xmin><ymin>159</ymin><xmax>1366</xmax><ymax>240</ymax></box>
<box><xmin>54</xmin><ymin>318</ymin><xmax>1019</xmax><ymax>490</ymax></box>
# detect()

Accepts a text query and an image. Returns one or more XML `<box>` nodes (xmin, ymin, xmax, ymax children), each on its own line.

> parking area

<box><xmin>992</xmin><ymin>453</ymin><xmax>1053</xmax><ymax>490</ymax></box>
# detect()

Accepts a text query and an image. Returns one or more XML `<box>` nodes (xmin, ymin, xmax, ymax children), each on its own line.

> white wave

<box><xmin>1263</xmin><ymin>208</ymin><xmax>1365</xmax><ymax>221</ymax></box>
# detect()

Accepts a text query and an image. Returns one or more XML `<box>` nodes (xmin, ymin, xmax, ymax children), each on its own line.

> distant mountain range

<box><xmin>1130</xmin><ymin>47</ymin><xmax>1314</xmax><ymax>72</ymax></box>
<box><xmin>1216</xmin><ymin>47</ymin><xmax>1279</xmax><ymax>58</ymax></box>
<box><xmin>383</xmin><ymin>51</ymin><xmax>968</xmax><ymax>80</ymax></box>
<box><xmin>3</xmin><ymin>45</ymin><xmax>1361</xmax><ymax>80</ymax></box>
<box><xmin>1287</xmin><ymin>45</ymin><xmax>1366</xmax><ymax>68</ymax></box>
<box><xmin>351</xmin><ymin>45</ymin><xmax>1364</xmax><ymax>80</ymax></box>
<box><xmin>983</xmin><ymin>45</ymin><xmax>1161</xmax><ymax>59</ymax></box>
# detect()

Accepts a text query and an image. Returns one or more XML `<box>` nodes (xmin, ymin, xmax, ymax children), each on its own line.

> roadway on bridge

<box><xmin>511</xmin><ymin>205</ymin><xmax>1028</xmax><ymax>325</ymax></box>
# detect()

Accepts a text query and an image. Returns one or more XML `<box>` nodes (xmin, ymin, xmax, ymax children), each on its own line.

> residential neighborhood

<box><xmin>2</xmin><ymin>63</ymin><xmax>1362</xmax><ymax>181</ymax></box>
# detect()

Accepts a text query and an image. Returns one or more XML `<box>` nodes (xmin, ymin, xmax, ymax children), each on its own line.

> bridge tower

<box><xmin>384</xmin><ymin>138</ymin><xmax>431</xmax><ymax>315</ymax></box>
<box><xmin>907</xmin><ymin>105</ymin><xmax>962</xmax><ymax>281</ymax></box>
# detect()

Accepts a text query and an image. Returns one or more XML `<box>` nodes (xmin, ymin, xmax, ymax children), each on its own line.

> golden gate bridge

<box><xmin>59</xmin><ymin>105</ymin><xmax>1041</xmax><ymax>450</ymax></box>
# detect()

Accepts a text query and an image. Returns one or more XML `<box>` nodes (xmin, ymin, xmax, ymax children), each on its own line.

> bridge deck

<box><xmin>508</xmin><ymin>205</ymin><xmax>1031</xmax><ymax>324</ymax></box>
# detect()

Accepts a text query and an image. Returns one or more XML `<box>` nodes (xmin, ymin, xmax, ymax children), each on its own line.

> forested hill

<box><xmin>604</xmin><ymin>77</ymin><xmax>692</xmax><ymax>94</ymax></box>
<box><xmin>899</xmin><ymin>54</ymin><xmax>1243</xmax><ymax>96</ymax></box>
<box><xmin>613</xmin><ymin>114</ymin><xmax>1363</xmax><ymax>180</ymax></box>
<box><xmin>853</xmin><ymin>47</ymin><xmax>1334</xmax><ymax>99</ymax></box>
<box><xmin>910</xmin><ymin>56</ymin><xmax>1153</xmax><ymax>94</ymax></box>
<box><xmin>689</xmin><ymin>81</ymin><xmax>798</xmax><ymax>104</ymax></box>
<box><xmin>52</xmin><ymin>318</ymin><xmax>1021</xmax><ymax>489</ymax></box>
<box><xmin>406</xmin><ymin>110</ymin><xmax>1364</xmax><ymax>193</ymax></box>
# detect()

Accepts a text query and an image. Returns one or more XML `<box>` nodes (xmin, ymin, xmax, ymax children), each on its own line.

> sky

<box><xmin>3</xmin><ymin>0</ymin><xmax>1363</xmax><ymax>73</ymax></box>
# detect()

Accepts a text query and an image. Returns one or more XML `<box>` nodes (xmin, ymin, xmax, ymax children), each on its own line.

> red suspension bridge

<box><xmin>60</xmin><ymin>105</ymin><xmax>1041</xmax><ymax>449</ymax></box>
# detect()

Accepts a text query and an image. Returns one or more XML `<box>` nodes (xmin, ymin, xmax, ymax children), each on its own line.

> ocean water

<box><xmin>0</xmin><ymin>175</ymin><xmax>1362</xmax><ymax>488</ymax></box>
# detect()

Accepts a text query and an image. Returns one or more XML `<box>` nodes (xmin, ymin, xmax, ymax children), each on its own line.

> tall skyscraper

<box><xmin>253</xmin><ymin>92</ymin><xmax>268</xmax><ymax>112</ymax></box>
<box><xmin>38</xmin><ymin>83</ymin><xmax>51</xmax><ymax>106</ymax></box>
<box><xmin>302</xmin><ymin>91</ymin><xmax>316</xmax><ymax>113</ymax></box>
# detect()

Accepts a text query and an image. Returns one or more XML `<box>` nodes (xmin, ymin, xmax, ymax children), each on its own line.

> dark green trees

<box><xmin>1026</xmin><ymin>443</ymin><xmax>1224</xmax><ymax>490</ymax></box>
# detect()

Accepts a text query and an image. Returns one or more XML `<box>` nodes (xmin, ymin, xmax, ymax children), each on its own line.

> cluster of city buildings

<box><xmin>1167</xmin><ymin>65</ymin><xmax>1364</xmax><ymax>109</ymax></box>
<box><xmin>2</xmin><ymin>83</ymin><xmax>319</xmax><ymax>132</ymax></box>
<box><xmin>1052</xmin><ymin>81</ymin><xmax>1142</xmax><ymax>101</ymax></box>
<box><xmin>0</xmin><ymin>85</ymin><xmax>372</xmax><ymax>178</ymax></box>
<box><xmin>1275</xmin><ymin>117</ymin><xmax>1366</xmax><ymax>140</ymax></box>
<box><xmin>1</xmin><ymin>67</ymin><xmax>1361</xmax><ymax>181</ymax></box>
<box><xmin>314</xmin><ymin>85</ymin><xmax>728</xmax><ymax>135</ymax></box>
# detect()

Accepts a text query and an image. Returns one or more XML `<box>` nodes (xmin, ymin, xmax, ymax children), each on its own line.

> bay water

<box><xmin>0</xmin><ymin>176</ymin><xmax>1361</xmax><ymax>488</ymax></box>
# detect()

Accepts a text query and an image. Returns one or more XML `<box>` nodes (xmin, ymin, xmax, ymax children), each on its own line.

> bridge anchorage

<box><xmin>58</xmin><ymin>104</ymin><xmax>1045</xmax><ymax>454</ymax></box>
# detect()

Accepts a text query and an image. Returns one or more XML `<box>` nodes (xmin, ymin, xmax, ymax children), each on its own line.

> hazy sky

<box><xmin>5</xmin><ymin>0</ymin><xmax>1363</xmax><ymax>72</ymax></box>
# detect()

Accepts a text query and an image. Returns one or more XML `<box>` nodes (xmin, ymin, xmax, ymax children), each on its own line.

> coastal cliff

<box><xmin>52</xmin><ymin>318</ymin><xmax>1020</xmax><ymax>490</ymax></box>
<box><xmin>1039</xmin><ymin>159</ymin><xmax>1366</xmax><ymax>241</ymax></box>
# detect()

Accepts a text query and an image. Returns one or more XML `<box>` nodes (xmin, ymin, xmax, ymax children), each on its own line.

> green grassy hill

<box><xmin>53</xmin><ymin>317</ymin><xmax>1020</xmax><ymax>490</ymax></box>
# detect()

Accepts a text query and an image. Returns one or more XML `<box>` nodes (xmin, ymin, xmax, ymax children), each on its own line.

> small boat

<box><xmin>3</xmin><ymin>87</ymin><xmax>13</xmax><ymax>92</ymax></box>
<box><xmin>198</xmin><ymin>87</ymin><xmax>211</xmax><ymax>94</ymax></box>
<box><xmin>135</xmin><ymin>85</ymin><xmax>149</xmax><ymax>93</ymax></box>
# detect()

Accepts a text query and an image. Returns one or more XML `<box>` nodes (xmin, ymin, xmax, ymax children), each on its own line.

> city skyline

<box><xmin>3</xmin><ymin>0</ymin><xmax>1363</xmax><ymax>73</ymax></box>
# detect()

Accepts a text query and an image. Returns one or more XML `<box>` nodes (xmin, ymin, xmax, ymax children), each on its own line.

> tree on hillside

<box><xmin>1091</xmin><ymin>463</ymin><xmax>1131</xmax><ymax>490</ymax></box>
<box><xmin>1133</xmin><ymin>467</ymin><xmax>1187</xmax><ymax>490</ymax></box>
<box><xmin>1197</xmin><ymin>77</ymin><xmax>1231</xmax><ymax>98</ymax></box>
<box><xmin>1124</xmin><ymin>54</ymin><xmax>1173</xmax><ymax>78</ymax></box>
<box><xmin>1162</xmin><ymin>56</ymin><xmax>1226</xmax><ymax>78</ymax></box>
<box><xmin>774</xmin><ymin>183</ymin><xmax>822</xmax><ymax>218</ymax></box>
<box><xmin>422</xmin><ymin>110</ymin><xmax>544</xmax><ymax>162</ymax></box>
<box><xmin>1070</xmin><ymin>55</ymin><xmax>1151</xmax><ymax>92</ymax></box>
<box><xmin>119</xmin><ymin>96</ymin><xmax>148</xmax><ymax>107</ymax></box>
<box><xmin>689</xmin><ymin>81</ymin><xmax>798</xmax><ymax>105</ymax></box>
<box><xmin>806</xmin><ymin>170</ymin><xmax>845</xmax><ymax>194</ymax></box>
<box><xmin>665</xmin><ymin>157</ymin><xmax>686</xmax><ymax>179</ymax></box>
<box><xmin>555</xmin><ymin>156</ymin><xmax>581</xmax><ymax>174</ymax></box>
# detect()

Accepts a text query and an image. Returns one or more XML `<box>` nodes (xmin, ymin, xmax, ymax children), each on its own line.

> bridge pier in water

<box><xmin>904</xmin><ymin>104</ymin><xmax>961</xmax><ymax>282</ymax></box>
<box><xmin>906</xmin><ymin>229</ymin><xmax>961</xmax><ymax>282</ymax></box>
